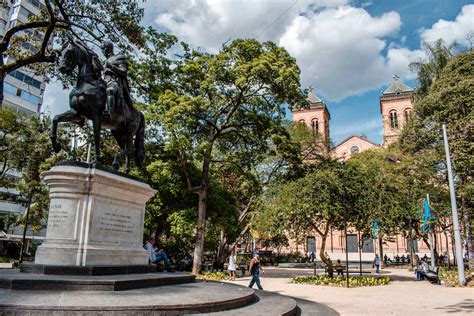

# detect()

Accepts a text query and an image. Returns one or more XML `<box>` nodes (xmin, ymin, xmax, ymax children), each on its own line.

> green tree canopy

<box><xmin>401</xmin><ymin>49</ymin><xmax>474</xmax><ymax>269</ymax></box>
<box><xmin>143</xmin><ymin>38</ymin><xmax>306</xmax><ymax>274</ymax></box>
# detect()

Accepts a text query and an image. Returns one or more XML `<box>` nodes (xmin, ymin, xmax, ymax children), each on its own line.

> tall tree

<box><xmin>409</xmin><ymin>39</ymin><xmax>456</xmax><ymax>99</ymax></box>
<box><xmin>401</xmin><ymin>50</ymin><xmax>473</xmax><ymax>270</ymax></box>
<box><xmin>147</xmin><ymin>39</ymin><xmax>306</xmax><ymax>274</ymax></box>
<box><xmin>255</xmin><ymin>161</ymin><xmax>345</xmax><ymax>277</ymax></box>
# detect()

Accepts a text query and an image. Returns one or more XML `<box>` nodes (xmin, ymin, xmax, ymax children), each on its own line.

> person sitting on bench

<box><xmin>145</xmin><ymin>237</ymin><xmax>173</xmax><ymax>272</ymax></box>
<box><xmin>335</xmin><ymin>259</ymin><xmax>344</xmax><ymax>276</ymax></box>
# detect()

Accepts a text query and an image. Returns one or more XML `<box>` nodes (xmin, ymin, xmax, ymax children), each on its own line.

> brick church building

<box><xmin>283</xmin><ymin>77</ymin><xmax>452</xmax><ymax>261</ymax></box>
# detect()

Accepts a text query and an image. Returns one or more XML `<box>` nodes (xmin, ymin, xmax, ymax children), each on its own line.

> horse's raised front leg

<box><xmin>92</xmin><ymin>115</ymin><xmax>102</xmax><ymax>164</ymax></box>
<box><xmin>51</xmin><ymin>109</ymin><xmax>81</xmax><ymax>153</ymax></box>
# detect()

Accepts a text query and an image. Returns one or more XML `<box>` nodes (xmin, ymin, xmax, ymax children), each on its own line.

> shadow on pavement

<box><xmin>291</xmin><ymin>296</ymin><xmax>340</xmax><ymax>316</ymax></box>
<box><xmin>435</xmin><ymin>299</ymin><xmax>474</xmax><ymax>313</ymax></box>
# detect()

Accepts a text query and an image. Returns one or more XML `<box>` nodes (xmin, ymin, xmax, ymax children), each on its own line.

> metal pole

<box><xmin>358</xmin><ymin>231</ymin><xmax>362</xmax><ymax>276</ymax></box>
<box><xmin>344</xmin><ymin>220</ymin><xmax>349</xmax><ymax>288</ymax></box>
<box><xmin>427</xmin><ymin>194</ymin><xmax>436</xmax><ymax>270</ymax></box>
<box><xmin>86</xmin><ymin>143</ymin><xmax>92</xmax><ymax>163</ymax></box>
<box><xmin>19</xmin><ymin>192</ymin><xmax>33</xmax><ymax>263</ymax></box>
<box><xmin>409</xmin><ymin>218</ymin><xmax>414</xmax><ymax>270</ymax></box>
<box><xmin>442</xmin><ymin>124</ymin><xmax>465</xmax><ymax>285</ymax></box>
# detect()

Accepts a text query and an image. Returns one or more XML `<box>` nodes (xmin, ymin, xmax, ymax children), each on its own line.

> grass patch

<box><xmin>292</xmin><ymin>275</ymin><xmax>390</xmax><ymax>287</ymax></box>
<box><xmin>196</xmin><ymin>271</ymin><xmax>229</xmax><ymax>281</ymax></box>
<box><xmin>439</xmin><ymin>267</ymin><xmax>473</xmax><ymax>287</ymax></box>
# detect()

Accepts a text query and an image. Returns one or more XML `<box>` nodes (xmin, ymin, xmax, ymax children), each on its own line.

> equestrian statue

<box><xmin>51</xmin><ymin>37</ymin><xmax>145</xmax><ymax>173</ymax></box>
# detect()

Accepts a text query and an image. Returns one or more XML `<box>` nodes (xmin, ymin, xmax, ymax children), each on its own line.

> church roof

<box><xmin>333</xmin><ymin>135</ymin><xmax>380</xmax><ymax>149</ymax></box>
<box><xmin>383</xmin><ymin>79</ymin><xmax>414</xmax><ymax>95</ymax></box>
<box><xmin>308</xmin><ymin>91</ymin><xmax>323</xmax><ymax>103</ymax></box>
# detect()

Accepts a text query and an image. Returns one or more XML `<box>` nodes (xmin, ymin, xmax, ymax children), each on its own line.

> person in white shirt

<box><xmin>145</xmin><ymin>237</ymin><xmax>172</xmax><ymax>271</ymax></box>
<box><xmin>228</xmin><ymin>250</ymin><xmax>237</xmax><ymax>281</ymax></box>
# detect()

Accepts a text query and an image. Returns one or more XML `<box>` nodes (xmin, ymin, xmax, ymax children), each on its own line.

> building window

<box><xmin>346</xmin><ymin>234</ymin><xmax>358</xmax><ymax>253</ymax></box>
<box><xmin>362</xmin><ymin>238</ymin><xmax>374</xmax><ymax>253</ymax></box>
<box><xmin>297</xmin><ymin>119</ymin><xmax>305</xmax><ymax>125</ymax></box>
<box><xmin>350</xmin><ymin>146</ymin><xmax>360</xmax><ymax>154</ymax></box>
<box><xmin>27</xmin><ymin>0</ymin><xmax>46</xmax><ymax>11</ymax></box>
<box><xmin>404</xmin><ymin>108</ymin><xmax>412</xmax><ymax>123</ymax></box>
<box><xmin>4</xmin><ymin>82</ymin><xmax>40</xmax><ymax>104</ymax></box>
<box><xmin>19</xmin><ymin>6</ymin><xmax>35</xmax><ymax>19</ymax></box>
<box><xmin>4</xmin><ymin>82</ymin><xmax>17</xmax><ymax>95</ymax></box>
<box><xmin>311</xmin><ymin>118</ymin><xmax>319</xmax><ymax>134</ymax></box>
<box><xmin>389</xmin><ymin>110</ymin><xmax>398</xmax><ymax>129</ymax></box>
<box><xmin>19</xmin><ymin>89</ymin><xmax>40</xmax><ymax>104</ymax></box>
<box><xmin>7</xmin><ymin>70</ymin><xmax>42</xmax><ymax>89</ymax></box>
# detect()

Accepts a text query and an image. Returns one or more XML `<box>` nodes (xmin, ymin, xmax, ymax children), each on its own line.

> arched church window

<box><xmin>350</xmin><ymin>146</ymin><xmax>360</xmax><ymax>154</ymax></box>
<box><xmin>311</xmin><ymin>119</ymin><xmax>319</xmax><ymax>134</ymax></box>
<box><xmin>389</xmin><ymin>111</ymin><xmax>398</xmax><ymax>129</ymax></box>
<box><xmin>404</xmin><ymin>108</ymin><xmax>412</xmax><ymax>123</ymax></box>
<box><xmin>298</xmin><ymin>119</ymin><xmax>305</xmax><ymax>125</ymax></box>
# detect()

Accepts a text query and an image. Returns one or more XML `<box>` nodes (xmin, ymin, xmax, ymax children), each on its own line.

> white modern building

<box><xmin>0</xmin><ymin>1</ymin><xmax>48</xmax><ymax>254</ymax></box>
<box><xmin>1</xmin><ymin>0</ymin><xmax>47</xmax><ymax>115</ymax></box>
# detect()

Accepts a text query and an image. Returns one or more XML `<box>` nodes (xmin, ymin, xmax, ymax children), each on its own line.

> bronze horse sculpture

<box><xmin>51</xmin><ymin>39</ymin><xmax>145</xmax><ymax>173</ymax></box>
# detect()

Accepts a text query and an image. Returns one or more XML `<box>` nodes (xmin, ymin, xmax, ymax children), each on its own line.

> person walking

<box><xmin>228</xmin><ymin>250</ymin><xmax>237</xmax><ymax>281</ymax></box>
<box><xmin>248</xmin><ymin>254</ymin><xmax>264</xmax><ymax>290</ymax></box>
<box><xmin>373</xmin><ymin>254</ymin><xmax>380</xmax><ymax>273</ymax></box>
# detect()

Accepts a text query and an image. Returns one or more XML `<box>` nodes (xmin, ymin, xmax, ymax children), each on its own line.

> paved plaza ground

<box><xmin>223</xmin><ymin>266</ymin><xmax>474</xmax><ymax>315</ymax></box>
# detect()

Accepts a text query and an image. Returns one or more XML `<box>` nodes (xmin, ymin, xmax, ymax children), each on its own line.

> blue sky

<box><xmin>44</xmin><ymin>0</ymin><xmax>474</xmax><ymax>145</ymax></box>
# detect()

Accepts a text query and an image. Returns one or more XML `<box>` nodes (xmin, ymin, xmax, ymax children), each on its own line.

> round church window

<box><xmin>350</xmin><ymin>146</ymin><xmax>360</xmax><ymax>154</ymax></box>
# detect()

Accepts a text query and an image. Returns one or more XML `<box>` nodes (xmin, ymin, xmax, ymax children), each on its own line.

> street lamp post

<box><xmin>344</xmin><ymin>215</ymin><xmax>349</xmax><ymax>288</ymax></box>
<box><xmin>442</xmin><ymin>124</ymin><xmax>465</xmax><ymax>285</ymax></box>
<box><xmin>339</xmin><ymin>158</ymin><xmax>350</xmax><ymax>288</ymax></box>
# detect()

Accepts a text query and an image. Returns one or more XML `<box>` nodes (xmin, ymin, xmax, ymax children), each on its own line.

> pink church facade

<box><xmin>272</xmin><ymin>79</ymin><xmax>454</xmax><ymax>262</ymax></box>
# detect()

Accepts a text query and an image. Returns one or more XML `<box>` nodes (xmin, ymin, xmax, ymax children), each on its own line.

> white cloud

<box><xmin>420</xmin><ymin>4</ymin><xmax>474</xmax><ymax>46</ymax></box>
<box><xmin>151</xmin><ymin>0</ymin><xmax>349</xmax><ymax>52</ymax></box>
<box><xmin>279</xmin><ymin>5</ymin><xmax>406</xmax><ymax>100</ymax></box>
<box><xmin>385</xmin><ymin>47</ymin><xmax>425</xmax><ymax>80</ymax></box>
<box><xmin>144</xmin><ymin>2</ymin><xmax>473</xmax><ymax>102</ymax></box>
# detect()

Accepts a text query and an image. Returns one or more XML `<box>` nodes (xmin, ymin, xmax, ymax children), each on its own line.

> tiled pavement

<box><xmin>224</xmin><ymin>267</ymin><xmax>474</xmax><ymax>315</ymax></box>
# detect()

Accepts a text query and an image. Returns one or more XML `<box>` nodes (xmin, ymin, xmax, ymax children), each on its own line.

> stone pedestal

<box><xmin>35</xmin><ymin>162</ymin><xmax>156</xmax><ymax>266</ymax></box>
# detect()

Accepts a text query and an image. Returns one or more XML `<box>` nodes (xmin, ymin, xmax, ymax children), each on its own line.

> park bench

<box><xmin>421</xmin><ymin>266</ymin><xmax>440</xmax><ymax>285</ymax></box>
<box><xmin>324</xmin><ymin>265</ymin><xmax>371</xmax><ymax>276</ymax></box>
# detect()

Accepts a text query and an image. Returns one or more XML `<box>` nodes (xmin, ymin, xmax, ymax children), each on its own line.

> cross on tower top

<box><xmin>393</xmin><ymin>74</ymin><xmax>400</xmax><ymax>81</ymax></box>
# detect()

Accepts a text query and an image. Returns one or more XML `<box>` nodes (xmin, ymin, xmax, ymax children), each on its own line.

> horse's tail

<box><xmin>134</xmin><ymin>112</ymin><xmax>145</xmax><ymax>168</ymax></box>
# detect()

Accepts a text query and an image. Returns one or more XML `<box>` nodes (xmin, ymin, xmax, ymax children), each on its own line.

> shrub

<box><xmin>196</xmin><ymin>271</ymin><xmax>229</xmax><ymax>281</ymax></box>
<box><xmin>439</xmin><ymin>267</ymin><xmax>473</xmax><ymax>287</ymax></box>
<box><xmin>292</xmin><ymin>275</ymin><xmax>390</xmax><ymax>287</ymax></box>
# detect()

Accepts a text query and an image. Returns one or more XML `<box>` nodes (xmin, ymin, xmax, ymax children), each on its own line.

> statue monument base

<box><xmin>35</xmin><ymin>162</ymin><xmax>156</xmax><ymax>266</ymax></box>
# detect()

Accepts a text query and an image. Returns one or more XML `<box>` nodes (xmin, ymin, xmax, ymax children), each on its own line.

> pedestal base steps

<box><xmin>0</xmin><ymin>269</ymin><xmax>337</xmax><ymax>315</ymax></box>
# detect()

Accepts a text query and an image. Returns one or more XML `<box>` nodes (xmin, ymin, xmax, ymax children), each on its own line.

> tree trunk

<box><xmin>461</xmin><ymin>196</ymin><xmax>473</xmax><ymax>271</ymax></box>
<box><xmin>358</xmin><ymin>231</ymin><xmax>362</xmax><ymax>276</ymax></box>
<box><xmin>318</xmin><ymin>230</ymin><xmax>333</xmax><ymax>277</ymax></box>
<box><xmin>444</xmin><ymin>230</ymin><xmax>451</xmax><ymax>268</ymax></box>
<box><xmin>379</xmin><ymin>237</ymin><xmax>384</xmax><ymax>269</ymax></box>
<box><xmin>192</xmin><ymin>189</ymin><xmax>207</xmax><ymax>275</ymax></box>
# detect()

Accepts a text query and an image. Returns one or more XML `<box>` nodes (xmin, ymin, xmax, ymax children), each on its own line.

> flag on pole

<box><xmin>421</xmin><ymin>197</ymin><xmax>437</xmax><ymax>234</ymax></box>
<box><xmin>371</xmin><ymin>216</ymin><xmax>381</xmax><ymax>238</ymax></box>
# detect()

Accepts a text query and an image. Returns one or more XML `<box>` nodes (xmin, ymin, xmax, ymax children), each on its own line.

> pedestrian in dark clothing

<box><xmin>248</xmin><ymin>254</ymin><xmax>264</xmax><ymax>290</ymax></box>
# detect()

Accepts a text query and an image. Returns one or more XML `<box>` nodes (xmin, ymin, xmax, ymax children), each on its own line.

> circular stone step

<box><xmin>0</xmin><ymin>270</ymin><xmax>195</xmax><ymax>291</ymax></box>
<box><xmin>199</xmin><ymin>290</ymin><xmax>298</xmax><ymax>316</ymax></box>
<box><xmin>0</xmin><ymin>281</ymin><xmax>255</xmax><ymax>315</ymax></box>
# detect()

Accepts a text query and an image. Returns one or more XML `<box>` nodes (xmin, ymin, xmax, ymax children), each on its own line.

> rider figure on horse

<box><xmin>101</xmin><ymin>41</ymin><xmax>134</xmax><ymax>118</ymax></box>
